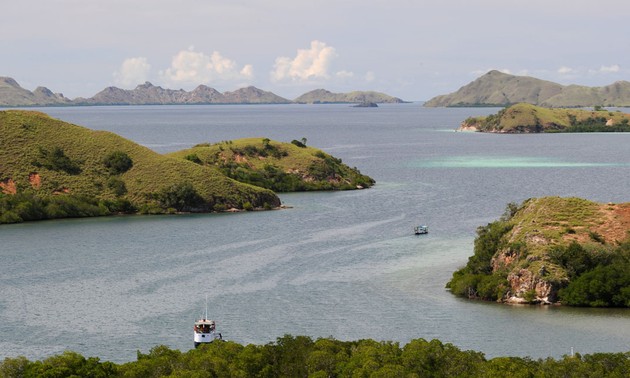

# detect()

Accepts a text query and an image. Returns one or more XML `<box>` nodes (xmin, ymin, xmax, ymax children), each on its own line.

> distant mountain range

<box><xmin>424</xmin><ymin>70</ymin><xmax>630</xmax><ymax>107</ymax></box>
<box><xmin>0</xmin><ymin>77</ymin><xmax>72</xmax><ymax>106</ymax></box>
<box><xmin>73</xmin><ymin>82</ymin><xmax>292</xmax><ymax>105</ymax></box>
<box><xmin>0</xmin><ymin>77</ymin><xmax>404</xmax><ymax>107</ymax></box>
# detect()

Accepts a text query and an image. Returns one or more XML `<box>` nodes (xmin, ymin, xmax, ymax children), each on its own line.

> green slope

<box><xmin>460</xmin><ymin>103</ymin><xmax>630</xmax><ymax>133</ymax></box>
<box><xmin>0</xmin><ymin>110</ymin><xmax>280</xmax><ymax>223</ymax></box>
<box><xmin>167</xmin><ymin>138</ymin><xmax>375</xmax><ymax>191</ymax></box>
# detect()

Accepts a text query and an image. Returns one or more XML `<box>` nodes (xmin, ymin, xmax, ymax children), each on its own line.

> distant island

<box><xmin>0</xmin><ymin>76</ymin><xmax>404</xmax><ymax>107</ymax></box>
<box><xmin>0</xmin><ymin>110</ymin><xmax>374</xmax><ymax>224</ymax></box>
<box><xmin>424</xmin><ymin>70</ymin><xmax>630</xmax><ymax>108</ymax></box>
<box><xmin>458</xmin><ymin>103</ymin><xmax>630</xmax><ymax>133</ymax></box>
<box><xmin>447</xmin><ymin>197</ymin><xmax>630</xmax><ymax>307</ymax></box>
<box><xmin>352</xmin><ymin>102</ymin><xmax>378</xmax><ymax>108</ymax></box>
<box><xmin>294</xmin><ymin>89</ymin><xmax>403</xmax><ymax>104</ymax></box>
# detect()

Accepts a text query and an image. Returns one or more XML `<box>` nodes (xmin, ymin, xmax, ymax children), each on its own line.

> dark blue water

<box><xmin>1</xmin><ymin>104</ymin><xmax>629</xmax><ymax>362</ymax></box>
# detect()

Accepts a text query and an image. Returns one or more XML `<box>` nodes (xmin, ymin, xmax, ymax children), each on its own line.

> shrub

<box><xmin>106</xmin><ymin>177</ymin><xmax>127</xmax><ymax>197</ymax></box>
<box><xmin>589</xmin><ymin>231</ymin><xmax>605</xmax><ymax>244</ymax></box>
<box><xmin>157</xmin><ymin>182</ymin><xmax>204</xmax><ymax>212</ymax></box>
<box><xmin>184</xmin><ymin>154</ymin><xmax>202</xmax><ymax>164</ymax></box>
<box><xmin>559</xmin><ymin>262</ymin><xmax>630</xmax><ymax>307</ymax></box>
<box><xmin>103</xmin><ymin>151</ymin><xmax>133</xmax><ymax>174</ymax></box>
<box><xmin>291</xmin><ymin>139</ymin><xmax>307</xmax><ymax>148</ymax></box>
<box><xmin>33</xmin><ymin>146</ymin><xmax>82</xmax><ymax>174</ymax></box>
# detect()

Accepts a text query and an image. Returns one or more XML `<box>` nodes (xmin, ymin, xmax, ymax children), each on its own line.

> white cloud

<box><xmin>336</xmin><ymin>70</ymin><xmax>354</xmax><ymax>79</ymax></box>
<box><xmin>271</xmin><ymin>40</ymin><xmax>339</xmax><ymax>82</ymax></box>
<box><xmin>240</xmin><ymin>64</ymin><xmax>254</xmax><ymax>78</ymax></box>
<box><xmin>160</xmin><ymin>47</ymin><xmax>254</xmax><ymax>86</ymax></box>
<box><xmin>557</xmin><ymin>66</ymin><xmax>577</xmax><ymax>75</ymax></box>
<box><xmin>600</xmin><ymin>64</ymin><xmax>620</xmax><ymax>73</ymax></box>
<box><xmin>113</xmin><ymin>57</ymin><xmax>151</xmax><ymax>87</ymax></box>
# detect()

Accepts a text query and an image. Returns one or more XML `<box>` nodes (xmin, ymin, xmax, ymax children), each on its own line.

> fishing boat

<box><xmin>414</xmin><ymin>225</ymin><xmax>428</xmax><ymax>235</ymax></box>
<box><xmin>193</xmin><ymin>298</ymin><xmax>223</xmax><ymax>347</ymax></box>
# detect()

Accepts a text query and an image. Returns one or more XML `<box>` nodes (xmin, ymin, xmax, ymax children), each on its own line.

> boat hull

<box><xmin>194</xmin><ymin>331</ymin><xmax>222</xmax><ymax>347</ymax></box>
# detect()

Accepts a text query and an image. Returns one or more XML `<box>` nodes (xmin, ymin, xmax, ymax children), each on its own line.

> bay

<box><xmin>1</xmin><ymin>104</ymin><xmax>629</xmax><ymax>362</ymax></box>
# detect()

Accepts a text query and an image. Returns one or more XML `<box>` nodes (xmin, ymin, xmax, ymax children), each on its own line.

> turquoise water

<box><xmin>1</xmin><ymin>104</ymin><xmax>629</xmax><ymax>362</ymax></box>
<box><xmin>413</xmin><ymin>156</ymin><xmax>625</xmax><ymax>168</ymax></box>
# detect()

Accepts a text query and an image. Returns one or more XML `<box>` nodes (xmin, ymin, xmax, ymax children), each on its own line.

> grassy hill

<box><xmin>0</xmin><ymin>110</ymin><xmax>280</xmax><ymax>223</ymax></box>
<box><xmin>447</xmin><ymin>197</ymin><xmax>630</xmax><ymax>307</ymax></box>
<box><xmin>460</xmin><ymin>103</ymin><xmax>630</xmax><ymax>133</ymax></box>
<box><xmin>167</xmin><ymin>138</ymin><xmax>375</xmax><ymax>192</ymax></box>
<box><xmin>424</xmin><ymin>70</ymin><xmax>630</xmax><ymax>107</ymax></box>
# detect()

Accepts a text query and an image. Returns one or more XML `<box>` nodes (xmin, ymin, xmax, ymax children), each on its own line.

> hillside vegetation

<box><xmin>447</xmin><ymin>197</ymin><xmax>630</xmax><ymax>307</ymax></box>
<box><xmin>167</xmin><ymin>138</ymin><xmax>375</xmax><ymax>191</ymax></box>
<box><xmin>2</xmin><ymin>336</ymin><xmax>629</xmax><ymax>377</ymax></box>
<box><xmin>459</xmin><ymin>103</ymin><xmax>630</xmax><ymax>133</ymax></box>
<box><xmin>0</xmin><ymin>110</ymin><xmax>280</xmax><ymax>223</ymax></box>
<box><xmin>425</xmin><ymin>70</ymin><xmax>630</xmax><ymax>107</ymax></box>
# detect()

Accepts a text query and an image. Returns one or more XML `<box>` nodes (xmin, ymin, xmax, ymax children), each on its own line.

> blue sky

<box><xmin>2</xmin><ymin>0</ymin><xmax>629</xmax><ymax>100</ymax></box>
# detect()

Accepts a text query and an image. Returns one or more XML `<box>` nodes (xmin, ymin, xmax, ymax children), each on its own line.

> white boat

<box><xmin>414</xmin><ymin>225</ymin><xmax>428</xmax><ymax>235</ymax></box>
<box><xmin>193</xmin><ymin>318</ymin><xmax>222</xmax><ymax>347</ymax></box>
<box><xmin>193</xmin><ymin>298</ymin><xmax>223</xmax><ymax>347</ymax></box>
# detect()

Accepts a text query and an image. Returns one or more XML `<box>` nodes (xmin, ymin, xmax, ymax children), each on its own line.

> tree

<box><xmin>103</xmin><ymin>151</ymin><xmax>133</xmax><ymax>174</ymax></box>
<box><xmin>158</xmin><ymin>182</ymin><xmax>204</xmax><ymax>211</ymax></box>
<box><xmin>33</xmin><ymin>146</ymin><xmax>82</xmax><ymax>174</ymax></box>
<box><xmin>291</xmin><ymin>139</ymin><xmax>307</xmax><ymax>148</ymax></box>
<box><xmin>262</xmin><ymin>138</ymin><xmax>271</xmax><ymax>149</ymax></box>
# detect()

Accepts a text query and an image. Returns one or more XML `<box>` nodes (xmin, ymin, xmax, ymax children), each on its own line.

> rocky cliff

<box><xmin>447</xmin><ymin>197</ymin><xmax>630</xmax><ymax>306</ymax></box>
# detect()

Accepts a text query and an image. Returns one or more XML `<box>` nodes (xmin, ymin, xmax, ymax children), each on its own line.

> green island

<box><xmin>0</xmin><ymin>110</ymin><xmax>373</xmax><ymax>224</ymax></box>
<box><xmin>447</xmin><ymin>197</ymin><xmax>630</xmax><ymax>307</ymax></box>
<box><xmin>2</xmin><ymin>336</ymin><xmax>629</xmax><ymax>377</ymax></box>
<box><xmin>459</xmin><ymin>103</ymin><xmax>630</xmax><ymax>133</ymax></box>
<box><xmin>167</xmin><ymin>138</ymin><xmax>374</xmax><ymax>192</ymax></box>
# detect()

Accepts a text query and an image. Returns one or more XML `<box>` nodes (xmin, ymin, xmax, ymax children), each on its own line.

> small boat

<box><xmin>193</xmin><ymin>297</ymin><xmax>223</xmax><ymax>347</ymax></box>
<box><xmin>414</xmin><ymin>225</ymin><xmax>428</xmax><ymax>235</ymax></box>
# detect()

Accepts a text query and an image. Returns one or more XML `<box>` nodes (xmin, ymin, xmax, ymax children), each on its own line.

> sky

<box><xmin>2</xmin><ymin>0</ymin><xmax>629</xmax><ymax>101</ymax></box>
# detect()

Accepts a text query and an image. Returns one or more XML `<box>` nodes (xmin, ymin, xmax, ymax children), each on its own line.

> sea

<box><xmin>1</xmin><ymin>103</ymin><xmax>629</xmax><ymax>363</ymax></box>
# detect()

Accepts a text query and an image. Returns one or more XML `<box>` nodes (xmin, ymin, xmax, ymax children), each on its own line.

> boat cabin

<box><xmin>194</xmin><ymin>319</ymin><xmax>216</xmax><ymax>333</ymax></box>
<box><xmin>414</xmin><ymin>225</ymin><xmax>428</xmax><ymax>235</ymax></box>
